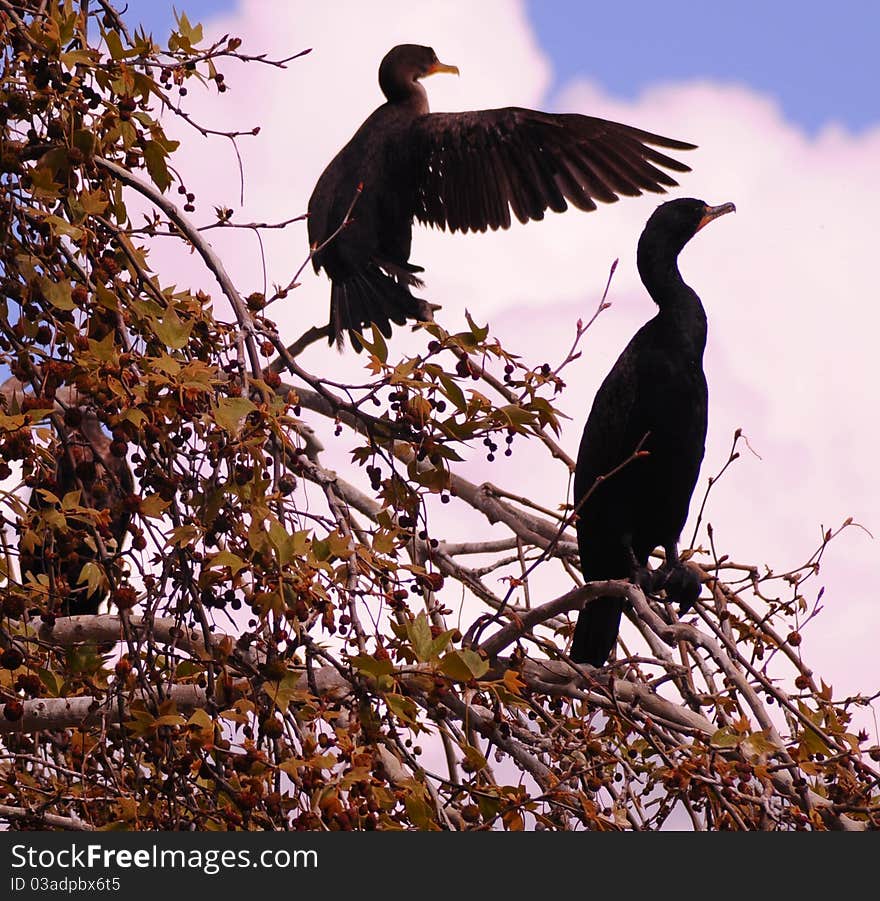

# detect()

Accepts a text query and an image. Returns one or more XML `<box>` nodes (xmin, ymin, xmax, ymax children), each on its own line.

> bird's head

<box><xmin>641</xmin><ymin>198</ymin><xmax>736</xmax><ymax>257</ymax></box>
<box><xmin>636</xmin><ymin>198</ymin><xmax>735</xmax><ymax>302</ymax></box>
<box><xmin>639</xmin><ymin>197</ymin><xmax>736</xmax><ymax>262</ymax></box>
<box><xmin>379</xmin><ymin>44</ymin><xmax>459</xmax><ymax>102</ymax></box>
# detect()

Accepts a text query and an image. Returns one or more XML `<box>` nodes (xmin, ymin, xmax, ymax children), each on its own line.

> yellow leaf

<box><xmin>80</xmin><ymin>189</ymin><xmax>109</xmax><ymax>216</ymax></box>
<box><xmin>502</xmin><ymin>669</ymin><xmax>526</xmax><ymax>696</ymax></box>
<box><xmin>138</xmin><ymin>494</ymin><xmax>170</xmax><ymax>519</ymax></box>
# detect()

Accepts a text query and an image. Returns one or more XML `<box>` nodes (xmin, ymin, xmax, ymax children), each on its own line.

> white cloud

<box><xmin>145</xmin><ymin>0</ymin><xmax>879</xmax><ymax>701</ymax></box>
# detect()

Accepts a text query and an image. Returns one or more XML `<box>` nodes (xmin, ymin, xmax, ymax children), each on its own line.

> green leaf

<box><xmin>213</xmin><ymin>396</ymin><xmax>256</xmax><ymax>435</ymax></box>
<box><xmin>104</xmin><ymin>29</ymin><xmax>124</xmax><ymax>60</ymax></box>
<box><xmin>206</xmin><ymin>550</ymin><xmax>247</xmax><ymax>575</ymax></box>
<box><xmin>709</xmin><ymin>727</ymin><xmax>741</xmax><ymax>749</ymax></box>
<box><xmin>372</xmin><ymin>529</ymin><xmax>396</xmax><ymax>554</ymax></box>
<box><xmin>33</xmin><ymin>488</ymin><xmax>62</xmax><ymax>506</ymax></box>
<box><xmin>43</xmin><ymin>216</ymin><xmax>83</xmax><ymax>241</ymax></box>
<box><xmin>427</xmin><ymin>629</ymin><xmax>456</xmax><ymax>659</ymax></box>
<box><xmin>279</xmin><ymin>754</ymin><xmax>337</xmax><ymax>775</ymax></box>
<box><xmin>800</xmin><ymin>725</ymin><xmax>832</xmax><ymax>757</ymax></box>
<box><xmin>87</xmin><ymin>331</ymin><xmax>119</xmax><ymax>362</ymax></box>
<box><xmin>290</xmin><ymin>530</ymin><xmax>310</xmax><ymax>556</ymax></box>
<box><xmin>39</xmin><ymin>276</ymin><xmax>75</xmax><ymax>310</ymax></box>
<box><xmin>36</xmin><ymin>667</ymin><xmax>60</xmax><ymax>697</ymax></box>
<box><xmin>61</xmin><ymin>50</ymin><xmax>95</xmax><ymax>68</ymax></box>
<box><xmin>404</xmin><ymin>790</ymin><xmax>437</xmax><ymax>830</ymax></box>
<box><xmin>80</xmin><ymin>188</ymin><xmax>109</xmax><ymax>217</ymax></box>
<box><xmin>439</xmin><ymin>649</ymin><xmax>490</xmax><ymax>682</ymax></box>
<box><xmin>406</xmin><ymin>611</ymin><xmax>433</xmax><ymax>661</ymax></box>
<box><xmin>94</xmin><ymin>281</ymin><xmax>119</xmax><ymax>311</ymax></box>
<box><xmin>152</xmin><ymin>304</ymin><xmax>194</xmax><ymax>349</ymax></box>
<box><xmin>327</xmin><ymin>530</ymin><xmax>351</xmax><ymax>558</ymax></box>
<box><xmin>30</xmin><ymin>166</ymin><xmax>62</xmax><ymax>197</ymax></box>
<box><xmin>143</xmin><ymin>140</ymin><xmax>172</xmax><ymax>193</ymax></box>
<box><xmin>385</xmin><ymin>692</ymin><xmax>418</xmax><ymax>725</ymax></box>
<box><xmin>187</xmin><ymin>708</ymin><xmax>213</xmax><ymax>733</ymax></box>
<box><xmin>72</xmin><ymin>129</ymin><xmax>97</xmax><ymax>158</ymax></box>
<box><xmin>60</xmin><ymin>490</ymin><xmax>82</xmax><ymax>511</ymax></box>
<box><xmin>439</xmin><ymin>372</ymin><xmax>467</xmax><ymax>410</ymax></box>
<box><xmin>267</xmin><ymin>672</ymin><xmax>306</xmax><ymax>712</ymax></box>
<box><xmin>78</xmin><ymin>561</ymin><xmax>106</xmax><ymax>597</ymax></box>
<box><xmin>529</xmin><ymin>396</ymin><xmax>566</xmax><ymax>435</ymax></box>
<box><xmin>496</xmin><ymin>404</ymin><xmax>536</xmax><ymax>429</ymax></box>
<box><xmin>477</xmin><ymin>791</ymin><xmax>503</xmax><ymax>821</ymax></box>
<box><xmin>349</xmin><ymin>654</ymin><xmax>395</xmax><ymax>679</ymax></box>
<box><xmin>370</xmin><ymin>324</ymin><xmax>388</xmax><ymax>363</ymax></box>
<box><xmin>426</xmin><ymin>442</ymin><xmax>464</xmax><ymax>463</ymax></box>
<box><xmin>354</xmin><ymin>326</ymin><xmax>387</xmax><ymax>363</ymax></box>
<box><xmin>175</xmin><ymin>660</ymin><xmax>204</xmax><ymax>678</ymax></box>
<box><xmin>461</xmin><ymin>743</ymin><xmax>488</xmax><ymax>772</ymax></box>
<box><xmin>311</xmin><ymin>537</ymin><xmax>330</xmax><ymax>561</ymax></box>
<box><xmin>173</xmin><ymin>11</ymin><xmax>204</xmax><ymax>45</ymax></box>
<box><xmin>267</xmin><ymin>520</ymin><xmax>294</xmax><ymax>565</ymax></box>
<box><xmin>741</xmin><ymin>731</ymin><xmax>780</xmax><ymax>758</ymax></box>
<box><xmin>464</xmin><ymin>309</ymin><xmax>489</xmax><ymax>342</ymax></box>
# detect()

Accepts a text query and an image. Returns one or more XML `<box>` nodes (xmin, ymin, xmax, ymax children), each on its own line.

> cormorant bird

<box><xmin>19</xmin><ymin>399</ymin><xmax>133</xmax><ymax>615</ymax></box>
<box><xmin>308</xmin><ymin>43</ymin><xmax>697</xmax><ymax>348</ymax></box>
<box><xmin>571</xmin><ymin>197</ymin><xmax>735</xmax><ymax>667</ymax></box>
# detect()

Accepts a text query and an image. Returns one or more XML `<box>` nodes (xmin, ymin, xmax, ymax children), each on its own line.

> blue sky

<box><xmin>124</xmin><ymin>0</ymin><xmax>879</xmax><ymax>134</ymax></box>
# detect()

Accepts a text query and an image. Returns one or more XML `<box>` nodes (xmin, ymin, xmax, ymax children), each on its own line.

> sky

<box><xmin>111</xmin><ymin>2</ymin><xmax>879</xmax><ymax>714</ymax></box>
<box><xmin>126</xmin><ymin>0</ymin><xmax>880</xmax><ymax>134</ymax></box>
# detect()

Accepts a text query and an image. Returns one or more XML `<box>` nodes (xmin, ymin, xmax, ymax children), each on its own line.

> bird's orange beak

<box><xmin>426</xmin><ymin>60</ymin><xmax>460</xmax><ymax>77</ymax></box>
<box><xmin>696</xmin><ymin>202</ymin><xmax>736</xmax><ymax>231</ymax></box>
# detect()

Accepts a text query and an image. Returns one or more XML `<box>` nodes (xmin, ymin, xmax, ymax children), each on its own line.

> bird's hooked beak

<box><xmin>425</xmin><ymin>60</ymin><xmax>460</xmax><ymax>77</ymax></box>
<box><xmin>696</xmin><ymin>202</ymin><xmax>736</xmax><ymax>232</ymax></box>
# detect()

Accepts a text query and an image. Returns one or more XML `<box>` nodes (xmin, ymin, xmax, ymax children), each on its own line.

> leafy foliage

<box><xmin>0</xmin><ymin>1</ymin><xmax>877</xmax><ymax>832</ymax></box>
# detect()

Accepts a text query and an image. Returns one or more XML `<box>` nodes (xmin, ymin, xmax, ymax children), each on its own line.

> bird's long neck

<box><xmin>379</xmin><ymin>71</ymin><xmax>429</xmax><ymax>113</ymax></box>
<box><xmin>637</xmin><ymin>243</ymin><xmax>707</xmax><ymax>354</ymax></box>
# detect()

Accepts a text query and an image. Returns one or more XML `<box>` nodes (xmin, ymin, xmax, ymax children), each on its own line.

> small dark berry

<box><xmin>3</xmin><ymin>699</ymin><xmax>23</xmax><ymax>721</ymax></box>
<box><xmin>1</xmin><ymin>647</ymin><xmax>24</xmax><ymax>670</ymax></box>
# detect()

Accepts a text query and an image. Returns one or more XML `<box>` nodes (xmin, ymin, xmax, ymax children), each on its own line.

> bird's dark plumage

<box><xmin>571</xmin><ymin>198</ymin><xmax>735</xmax><ymax>666</ymax></box>
<box><xmin>21</xmin><ymin>408</ymin><xmax>133</xmax><ymax>615</ymax></box>
<box><xmin>308</xmin><ymin>43</ymin><xmax>697</xmax><ymax>348</ymax></box>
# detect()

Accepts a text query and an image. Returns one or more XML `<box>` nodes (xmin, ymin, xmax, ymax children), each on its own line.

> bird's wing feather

<box><xmin>409</xmin><ymin>108</ymin><xmax>696</xmax><ymax>234</ymax></box>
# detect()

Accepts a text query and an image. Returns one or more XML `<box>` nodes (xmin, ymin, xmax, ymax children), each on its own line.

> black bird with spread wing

<box><xmin>571</xmin><ymin>198</ymin><xmax>735</xmax><ymax>667</ymax></box>
<box><xmin>308</xmin><ymin>43</ymin><xmax>697</xmax><ymax>348</ymax></box>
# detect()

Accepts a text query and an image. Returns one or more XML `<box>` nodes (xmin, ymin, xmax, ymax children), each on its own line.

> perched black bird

<box><xmin>571</xmin><ymin>197</ymin><xmax>735</xmax><ymax>666</ymax></box>
<box><xmin>19</xmin><ymin>401</ymin><xmax>133</xmax><ymax>615</ymax></box>
<box><xmin>308</xmin><ymin>43</ymin><xmax>697</xmax><ymax>348</ymax></box>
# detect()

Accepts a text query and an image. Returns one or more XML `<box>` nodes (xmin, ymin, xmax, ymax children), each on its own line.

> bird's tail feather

<box><xmin>329</xmin><ymin>265</ymin><xmax>432</xmax><ymax>351</ymax></box>
<box><xmin>377</xmin><ymin>259</ymin><xmax>425</xmax><ymax>286</ymax></box>
<box><xmin>570</xmin><ymin>596</ymin><xmax>623</xmax><ymax>667</ymax></box>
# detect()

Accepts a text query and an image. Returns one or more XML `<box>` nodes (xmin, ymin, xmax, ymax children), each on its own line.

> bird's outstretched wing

<box><xmin>409</xmin><ymin>108</ymin><xmax>696</xmax><ymax>234</ymax></box>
